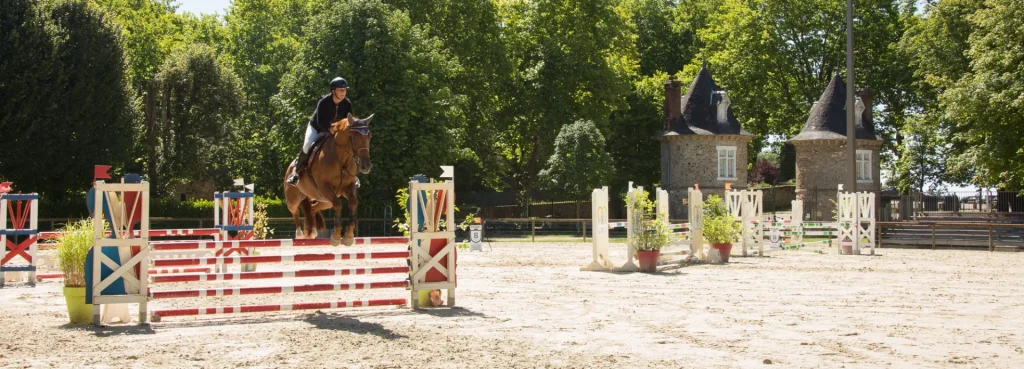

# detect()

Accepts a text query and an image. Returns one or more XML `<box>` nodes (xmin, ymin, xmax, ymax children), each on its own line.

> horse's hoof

<box><xmin>330</xmin><ymin>237</ymin><xmax>341</xmax><ymax>246</ymax></box>
<box><xmin>343</xmin><ymin>237</ymin><xmax>354</xmax><ymax>246</ymax></box>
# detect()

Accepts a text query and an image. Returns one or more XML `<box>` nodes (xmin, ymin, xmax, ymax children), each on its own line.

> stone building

<box><xmin>658</xmin><ymin>64</ymin><xmax>753</xmax><ymax>219</ymax></box>
<box><xmin>789</xmin><ymin>74</ymin><xmax>883</xmax><ymax>219</ymax></box>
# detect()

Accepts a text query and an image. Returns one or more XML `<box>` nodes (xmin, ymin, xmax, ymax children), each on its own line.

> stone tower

<box><xmin>789</xmin><ymin>73</ymin><xmax>884</xmax><ymax>219</ymax></box>
<box><xmin>658</xmin><ymin>64</ymin><xmax>753</xmax><ymax>219</ymax></box>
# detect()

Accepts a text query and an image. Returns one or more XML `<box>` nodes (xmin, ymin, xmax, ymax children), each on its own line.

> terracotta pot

<box><xmin>636</xmin><ymin>250</ymin><xmax>661</xmax><ymax>273</ymax></box>
<box><xmin>711</xmin><ymin>244</ymin><xmax>732</xmax><ymax>263</ymax></box>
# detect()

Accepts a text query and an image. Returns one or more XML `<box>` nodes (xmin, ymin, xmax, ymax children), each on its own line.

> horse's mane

<box><xmin>330</xmin><ymin>118</ymin><xmax>351</xmax><ymax>133</ymax></box>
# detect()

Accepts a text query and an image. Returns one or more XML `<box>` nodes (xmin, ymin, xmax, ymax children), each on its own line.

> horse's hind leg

<box><xmin>315</xmin><ymin>212</ymin><xmax>327</xmax><ymax>233</ymax></box>
<box><xmin>300</xmin><ymin>200</ymin><xmax>317</xmax><ymax>239</ymax></box>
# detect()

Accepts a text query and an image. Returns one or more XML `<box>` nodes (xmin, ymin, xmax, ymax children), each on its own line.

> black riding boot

<box><xmin>287</xmin><ymin>151</ymin><xmax>310</xmax><ymax>185</ymax></box>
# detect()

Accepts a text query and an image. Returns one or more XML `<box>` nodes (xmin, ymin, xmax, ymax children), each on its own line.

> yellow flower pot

<box><xmin>417</xmin><ymin>290</ymin><xmax>443</xmax><ymax>307</ymax></box>
<box><xmin>63</xmin><ymin>287</ymin><xmax>92</xmax><ymax>324</ymax></box>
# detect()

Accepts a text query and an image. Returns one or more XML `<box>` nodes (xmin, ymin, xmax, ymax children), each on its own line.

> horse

<box><xmin>283</xmin><ymin>113</ymin><xmax>374</xmax><ymax>246</ymax></box>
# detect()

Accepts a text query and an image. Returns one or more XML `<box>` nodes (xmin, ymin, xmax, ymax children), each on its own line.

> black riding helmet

<box><xmin>330</xmin><ymin>77</ymin><xmax>349</xmax><ymax>90</ymax></box>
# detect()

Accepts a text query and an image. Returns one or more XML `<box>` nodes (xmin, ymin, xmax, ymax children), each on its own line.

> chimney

<box><xmin>663</xmin><ymin>75</ymin><xmax>681</xmax><ymax>131</ymax></box>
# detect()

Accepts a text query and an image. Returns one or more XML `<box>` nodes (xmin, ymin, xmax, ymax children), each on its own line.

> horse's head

<box><xmin>331</xmin><ymin>113</ymin><xmax>373</xmax><ymax>175</ymax></box>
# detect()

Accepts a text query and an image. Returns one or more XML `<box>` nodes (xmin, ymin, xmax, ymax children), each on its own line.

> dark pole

<box><xmin>846</xmin><ymin>0</ymin><xmax>856</xmax><ymax>194</ymax></box>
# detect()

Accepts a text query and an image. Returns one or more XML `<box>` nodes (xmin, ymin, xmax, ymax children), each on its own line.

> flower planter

<box><xmin>63</xmin><ymin>286</ymin><xmax>92</xmax><ymax>324</ymax></box>
<box><xmin>841</xmin><ymin>245</ymin><xmax>854</xmax><ymax>254</ymax></box>
<box><xmin>711</xmin><ymin>244</ymin><xmax>732</xmax><ymax>263</ymax></box>
<box><xmin>637</xmin><ymin>250</ymin><xmax>661</xmax><ymax>273</ymax></box>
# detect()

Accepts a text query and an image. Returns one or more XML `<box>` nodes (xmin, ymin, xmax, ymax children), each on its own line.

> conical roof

<box><xmin>661</xmin><ymin>64</ymin><xmax>751</xmax><ymax>136</ymax></box>
<box><xmin>791</xmin><ymin>74</ymin><xmax>881</xmax><ymax>141</ymax></box>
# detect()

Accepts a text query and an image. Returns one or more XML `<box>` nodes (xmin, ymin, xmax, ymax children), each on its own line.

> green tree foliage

<box><xmin>690</xmin><ymin>0</ymin><xmax>908</xmax><ymax>159</ymax></box>
<box><xmin>383</xmin><ymin>0</ymin><xmax>511</xmax><ymax>192</ymax></box>
<box><xmin>152</xmin><ymin>44</ymin><xmax>244</xmax><ymax>194</ymax></box>
<box><xmin>224</xmin><ymin>0</ymin><xmax>312</xmax><ymax>195</ymax></box>
<box><xmin>0</xmin><ymin>0</ymin><xmax>134</xmax><ymax>202</ymax></box>
<box><xmin>619</xmin><ymin>0</ymin><xmax>694</xmax><ymax>76</ymax></box>
<box><xmin>275</xmin><ymin>0</ymin><xmax>465</xmax><ymax>200</ymax></box>
<box><xmin>538</xmin><ymin>120</ymin><xmax>615</xmax><ymax>201</ymax></box>
<box><xmin>607</xmin><ymin>74</ymin><xmax>665</xmax><ymax>191</ymax></box>
<box><xmin>941</xmin><ymin>0</ymin><xmax>1024</xmax><ymax>191</ymax></box>
<box><xmin>1</xmin><ymin>0</ymin><xmax>60</xmax><ymax>191</ymax></box>
<box><xmin>91</xmin><ymin>0</ymin><xmax>181</xmax><ymax>92</ymax></box>
<box><xmin>492</xmin><ymin>0</ymin><xmax>635</xmax><ymax>210</ymax></box>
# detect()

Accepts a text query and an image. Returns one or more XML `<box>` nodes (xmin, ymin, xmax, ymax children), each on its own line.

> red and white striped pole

<box><xmin>150</xmin><ymin>298</ymin><xmax>407</xmax><ymax>321</ymax></box>
<box><xmin>149</xmin><ymin>266</ymin><xmax>410</xmax><ymax>283</ymax></box>
<box><xmin>149</xmin><ymin>280</ymin><xmax>409</xmax><ymax>299</ymax></box>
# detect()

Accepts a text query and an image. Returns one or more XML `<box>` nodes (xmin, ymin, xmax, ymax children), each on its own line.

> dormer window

<box><xmin>855</xmin><ymin>96</ymin><xmax>865</xmax><ymax>127</ymax></box>
<box><xmin>712</xmin><ymin>91</ymin><xmax>730</xmax><ymax>124</ymax></box>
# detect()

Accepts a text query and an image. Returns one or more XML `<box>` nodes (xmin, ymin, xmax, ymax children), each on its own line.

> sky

<box><xmin>174</xmin><ymin>0</ymin><xmax>232</xmax><ymax>15</ymax></box>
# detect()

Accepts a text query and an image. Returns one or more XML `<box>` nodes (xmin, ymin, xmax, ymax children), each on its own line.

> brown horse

<box><xmin>284</xmin><ymin>113</ymin><xmax>374</xmax><ymax>246</ymax></box>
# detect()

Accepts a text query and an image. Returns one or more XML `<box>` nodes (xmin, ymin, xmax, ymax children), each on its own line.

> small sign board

<box><xmin>469</xmin><ymin>224</ymin><xmax>483</xmax><ymax>251</ymax></box>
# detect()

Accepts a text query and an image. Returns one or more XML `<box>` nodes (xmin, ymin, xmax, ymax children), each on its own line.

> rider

<box><xmin>287</xmin><ymin>77</ymin><xmax>354</xmax><ymax>185</ymax></box>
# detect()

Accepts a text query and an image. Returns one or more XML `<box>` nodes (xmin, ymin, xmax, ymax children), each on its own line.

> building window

<box><xmin>857</xmin><ymin>150</ymin><xmax>872</xmax><ymax>182</ymax></box>
<box><xmin>717</xmin><ymin>146</ymin><xmax>737</xmax><ymax>180</ymax></box>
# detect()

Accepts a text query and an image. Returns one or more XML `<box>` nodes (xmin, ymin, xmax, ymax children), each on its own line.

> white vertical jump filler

<box><xmin>618</xmin><ymin>183</ymin><xmax>641</xmax><ymax>272</ymax></box>
<box><xmin>655</xmin><ymin>186</ymin><xmax>703</xmax><ymax>263</ymax></box>
<box><xmin>726</xmin><ymin>188</ymin><xmax>764</xmax><ymax>257</ymax></box>
<box><xmin>408</xmin><ymin>178</ymin><xmax>457</xmax><ymax>308</ymax></box>
<box><xmin>583</xmin><ymin>186</ymin><xmax>613</xmax><ymax>271</ymax></box>
<box><xmin>688</xmin><ymin>186</ymin><xmax>704</xmax><ymax>259</ymax></box>
<box><xmin>837</xmin><ymin>188</ymin><xmax>876</xmax><ymax>255</ymax></box>
<box><xmin>91</xmin><ymin>180</ymin><xmax>150</xmax><ymax>325</ymax></box>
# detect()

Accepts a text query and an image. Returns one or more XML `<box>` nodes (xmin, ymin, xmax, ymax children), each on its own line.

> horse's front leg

<box><xmin>344</xmin><ymin>187</ymin><xmax>358</xmax><ymax>246</ymax></box>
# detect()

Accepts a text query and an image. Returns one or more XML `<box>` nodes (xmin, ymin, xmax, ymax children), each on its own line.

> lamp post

<box><xmin>846</xmin><ymin>0</ymin><xmax>856</xmax><ymax>194</ymax></box>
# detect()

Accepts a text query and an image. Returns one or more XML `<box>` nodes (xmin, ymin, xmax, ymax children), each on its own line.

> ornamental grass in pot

<box><xmin>701</xmin><ymin>195</ymin><xmax>741</xmax><ymax>263</ymax></box>
<box><xmin>56</xmin><ymin>219</ymin><xmax>103</xmax><ymax>323</ymax></box>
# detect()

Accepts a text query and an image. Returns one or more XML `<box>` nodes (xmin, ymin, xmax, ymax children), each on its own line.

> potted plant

<box><xmin>701</xmin><ymin>195</ymin><xmax>741</xmax><ymax>263</ymax></box>
<box><xmin>627</xmin><ymin>189</ymin><xmax>672</xmax><ymax>272</ymax></box>
<box><xmin>56</xmin><ymin>218</ymin><xmax>102</xmax><ymax>324</ymax></box>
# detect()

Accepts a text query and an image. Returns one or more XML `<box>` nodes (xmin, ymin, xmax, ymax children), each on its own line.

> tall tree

<box><xmin>0</xmin><ymin>0</ymin><xmax>134</xmax><ymax>202</ymax></box>
<box><xmin>538</xmin><ymin>120</ymin><xmax>616</xmax><ymax>206</ymax></box>
<box><xmin>0</xmin><ymin>0</ymin><xmax>60</xmax><ymax>192</ymax></box>
<box><xmin>152</xmin><ymin>44</ymin><xmax>244</xmax><ymax>194</ymax></box>
<box><xmin>892</xmin><ymin>0</ymin><xmax>981</xmax><ymax>192</ymax></box>
<box><xmin>275</xmin><ymin>0</ymin><xmax>466</xmax><ymax>201</ymax></box>
<box><xmin>224</xmin><ymin>0</ymin><xmax>312</xmax><ymax>195</ymax></box>
<box><xmin>606</xmin><ymin>74</ymin><xmax>666</xmax><ymax>191</ymax></box>
<box><xmin>382</xmin><ymin>0</ymin><xmax>511</xmax><ymax>193</ymax></box>
<box><xmin>942</xmin><ymin>0</ymin><xmax>1024</xmax><ymax>191</ymax></box>
<box><xmin>493</xmin><ymin>0</ymin><xmax>636</xmax><ymax>213</ymax></box>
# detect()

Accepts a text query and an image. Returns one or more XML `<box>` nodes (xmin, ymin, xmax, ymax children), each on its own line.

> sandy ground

<box><xmin>1</xmin><ymin>242</ymin><xmax>1023</xmax><ymax>369</ymax></box>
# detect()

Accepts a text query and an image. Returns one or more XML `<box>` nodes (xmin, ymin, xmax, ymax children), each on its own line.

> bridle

<box><xmin>333</xmin><ymin>124</ymin><xmax>371</xmax><ymax>178</ymax></box>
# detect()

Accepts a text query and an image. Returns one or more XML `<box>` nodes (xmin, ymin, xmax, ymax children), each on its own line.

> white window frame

<box><xmin>856</xmin><ymin>149</ymin><xmax>872</xmax><ymax>183</ymax></box>
<box><xmin>717</xmin><ymin>146</ymin><xmax>737</xmax><ymax>180</ymax></box>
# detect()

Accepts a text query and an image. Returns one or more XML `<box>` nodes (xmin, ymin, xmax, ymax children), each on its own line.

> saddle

<box><xmin>306</xmin><ymin>135</ymin><xmax>331</xmax><ymax>168</ymax></box>
<box><xmin>298</xmin><ymin>134</ymin><xmax>360</xmax><ymax>190</ymax></box>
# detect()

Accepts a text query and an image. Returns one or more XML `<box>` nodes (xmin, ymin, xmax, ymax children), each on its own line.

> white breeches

<box><xmin>302</xmin><ymin>123</ymin><xmax>320</xmax><ymax>154</ymax></box>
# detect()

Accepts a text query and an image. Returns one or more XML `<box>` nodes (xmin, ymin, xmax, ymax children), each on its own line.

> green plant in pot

<box><xmin>627</xmin><ymin>189</ymin><xmax>672</xmax><ymax>272</ymax></box>
<box><xmin>701</xmin><ymin>195</ymin><xmax>741</xmax><ymax>263</ymax></box>
<box><xmin>56</xmin><ymin>218</ymin><xmax>105</xmax><ymax>323</ymax></box>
